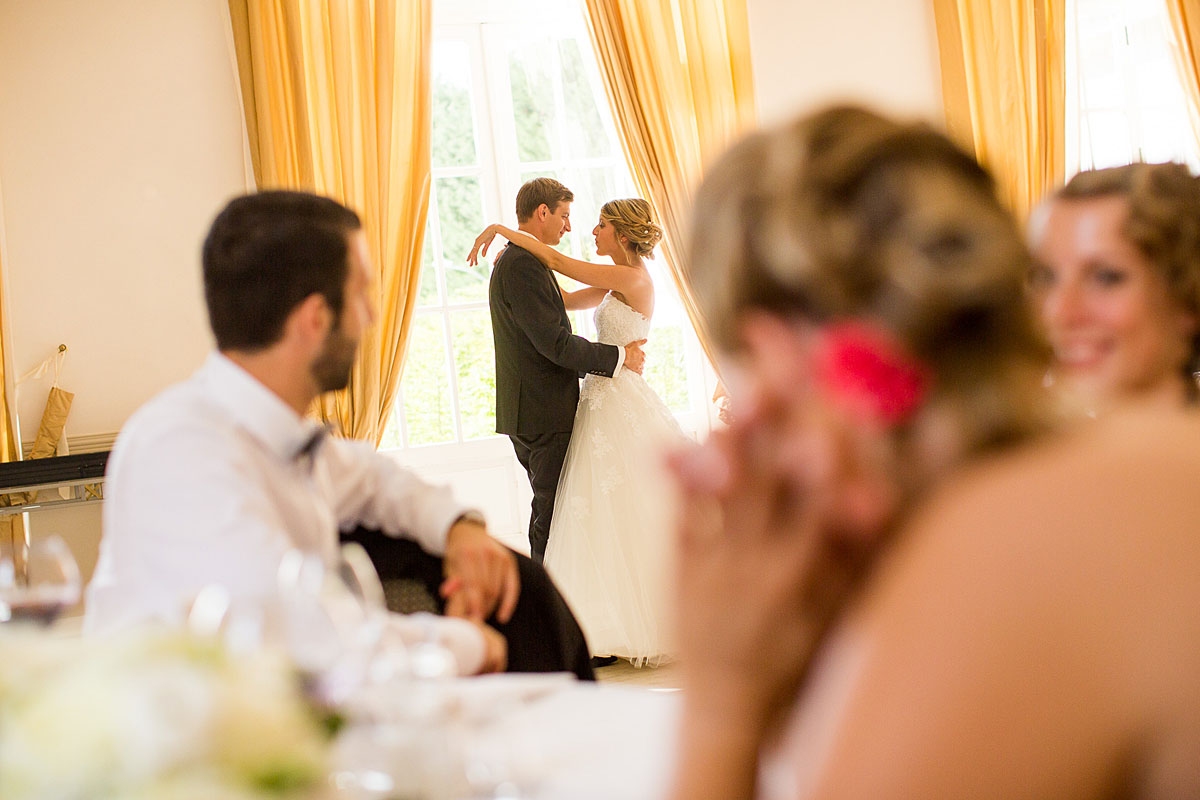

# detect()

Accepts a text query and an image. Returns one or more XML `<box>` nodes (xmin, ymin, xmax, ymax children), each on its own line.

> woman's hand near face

<box><xmin>670</xmin><ymin>400</ymin><xmax>878</xmax><ymax>720</ymax></box>
<box><xmin>666</xmin><ymin>317</ymin><xmax>906</xmax><ymax>800</ymax></box>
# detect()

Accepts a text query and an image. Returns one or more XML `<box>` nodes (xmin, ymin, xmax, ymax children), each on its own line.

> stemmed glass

<box><xmin>0</xmin><ymin>534</ymin><xmax>81</xmax><ymax>626</ymax></box>
<box><xmin>187</xmin><ymin>544</ymin><xmax>390</xmax><ymax>704</ymax></box>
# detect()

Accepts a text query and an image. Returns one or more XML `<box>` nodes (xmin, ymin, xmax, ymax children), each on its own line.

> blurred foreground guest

<box><xmin>85</xmin><ymin>191</ymin><xmax>516</xmax><ymax>675</ymax></box>
<box><xmin>1029</xmin><ymin>162</ymin><xmax>1200</xmax><ymax>414</ymax></box>
<box><xmin>667</xmin><ymin>107</ymin><xmax>1200</xmax><ymax>800</ymax></box>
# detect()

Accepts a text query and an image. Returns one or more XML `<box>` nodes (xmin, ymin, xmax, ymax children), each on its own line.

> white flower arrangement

<box><xmin>0</xmin><ymin>629</ymin><xmax>332</xmax><ymax>800</ymax></box>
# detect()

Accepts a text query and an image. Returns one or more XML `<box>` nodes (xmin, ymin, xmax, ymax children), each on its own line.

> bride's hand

<box><xmin>467</xmin><ymin>225</ymin><xmax>501</xmax><ymax>266</ymax></box>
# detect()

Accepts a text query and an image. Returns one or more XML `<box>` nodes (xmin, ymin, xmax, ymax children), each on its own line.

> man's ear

<box><xmin>535</xmin><ymin>203</ymin><xmax>549</xmax><ymax>221</ymax></box>
<box><xmin>286</xmin><ymin>293</ymin><xmax>333</xmax><ymax>345</ymax></box>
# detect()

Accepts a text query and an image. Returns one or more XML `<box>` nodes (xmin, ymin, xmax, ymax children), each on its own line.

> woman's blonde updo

<box><xmin>600</xmin><ymin>198</ymin><xmax>663</xmax><ymax>259</ymax></box>
<box><xmin>686</xmin><ymin>105</ymin><xmax>1050</xmax><ymax>462</ymax></box>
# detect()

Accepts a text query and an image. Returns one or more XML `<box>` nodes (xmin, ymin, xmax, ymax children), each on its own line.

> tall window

<box><xmin>1067</xmin><ymin>0</ymin><xmax>1200</xmax><ymax>174</ymax></box>
<box><xmin>380</xmin><ymin>0</ymin><xmax>712</xmax><ymax>451</ymax></box>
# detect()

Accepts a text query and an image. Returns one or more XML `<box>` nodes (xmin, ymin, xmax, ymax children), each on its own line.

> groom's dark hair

<box><xmin>516</xmin><ymin>177</ymin><xmax>573</xmax><ymax>222</ymax></box>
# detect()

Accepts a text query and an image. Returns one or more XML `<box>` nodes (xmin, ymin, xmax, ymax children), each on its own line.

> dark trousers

<box><xmin>340</xmin><ymin>527</ymin><xmax>595</xmax><ymax>681</ymax></box>
<box><xmin>508</xmin><ymin>431</ymin><xmax>572</xmax><ymax>563</ymax></box>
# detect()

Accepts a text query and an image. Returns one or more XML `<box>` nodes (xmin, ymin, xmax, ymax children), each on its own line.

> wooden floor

<box><xmin>594</xmin><ymin>658</ymin><xmax>681</xmax><ymax>690</ymax></box>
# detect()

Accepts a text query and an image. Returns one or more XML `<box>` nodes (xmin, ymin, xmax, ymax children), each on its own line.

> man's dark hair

<box><xmin>202</xmin><ymin>191</ymin><xmax>361</xmax><ymax>351</ymax></box>
<box><xmin>515</xmin><ymin>177</ymin><xmax>573</xmax><ymax>222</ymax></box>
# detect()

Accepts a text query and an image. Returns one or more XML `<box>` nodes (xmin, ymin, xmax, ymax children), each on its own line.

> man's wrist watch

<box><xmin>452</xmin><ymin>510</ymin><xmax>486</xmax><ymax>528</ymax></box>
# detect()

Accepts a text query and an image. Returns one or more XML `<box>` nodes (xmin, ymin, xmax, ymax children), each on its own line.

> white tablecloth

<box><xmin>335</xmin><ymin>674</ymin><xmax>680</xmax><ymax>800</ymax></box>
<box><xmin>484</xmin><ymin>680</ymin><xmax>679</xmax><ymax>800</ymax></box>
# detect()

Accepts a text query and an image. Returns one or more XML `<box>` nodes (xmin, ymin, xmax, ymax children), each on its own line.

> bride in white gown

<box><xmin>470</xmin><ymin>199</ymin><xmax>684</xmax><ymax>666</ymax></box>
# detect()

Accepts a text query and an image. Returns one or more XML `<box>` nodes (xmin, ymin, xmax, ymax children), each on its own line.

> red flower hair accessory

<box><xmin>812</xmin><ymin>321</ymin><xmax>930</xmax><ymax>426</ymax></box>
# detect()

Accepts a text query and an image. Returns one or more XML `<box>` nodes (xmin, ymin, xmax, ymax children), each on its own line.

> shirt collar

<box><xmin>200</xmin><ymin>352</ymin><xmax>326</xmax><ymax>462</ymax></box>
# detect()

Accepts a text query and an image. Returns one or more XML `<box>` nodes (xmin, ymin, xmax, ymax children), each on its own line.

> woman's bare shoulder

<box><xmin>919</xmin><ymin>409</ymin><xmax>1200</xmax><ymax>534</ymax></box>
<box><xmin>871</xmin><ymin>406</ymin><xmax>1200</xmax><ymax>697</ymax></box>
<box><xmin>806</xmin><ymin>412</ymin><xmax>1200</xmax><ymax>797</ymax></box>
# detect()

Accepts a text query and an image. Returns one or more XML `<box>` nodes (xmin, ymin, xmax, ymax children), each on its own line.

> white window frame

<box><xmin>388</xmin><ymin>3</ymin><xmax>716</xmax><ymax>454</ymax></box>
<box><xmin>1066</xmin><ymin>0</ymin><xmax>1200</xmax><ymax>175</ymax></box>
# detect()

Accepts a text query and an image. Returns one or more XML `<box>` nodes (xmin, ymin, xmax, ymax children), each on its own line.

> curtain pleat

<box><xmin>583</xmin><ymin>0</ymin><xmax>757</xmax><ymax>371</ymax></box>
<box><xmin>1166</xmin><ymin>0</ymin><xmax>1200</xmax><ymax>155</ymax></box>
<box><xmin>932</xmin><ymin>0</ymin><xmax>1065</xmax><ymax>221</ymax></box>
<box><xmin>0</xmin><ymin>245</ymin><xmax>22</xmax><ymax>563</ymax></box>
<box><xmin>227</xmin><ymin>0</ymin><xmax>431</xmax><ymax>445</ymax></box>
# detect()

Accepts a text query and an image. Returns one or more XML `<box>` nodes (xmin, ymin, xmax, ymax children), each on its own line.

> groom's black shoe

<box><xmin>590</xmin><ymin>655</ymin><xmax>619</xmax><ymax>668</ymax></box>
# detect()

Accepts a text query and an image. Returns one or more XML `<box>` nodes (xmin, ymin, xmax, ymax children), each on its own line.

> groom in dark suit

<box><xmin>489</xmin><ymin>178</ymin><xmax>646</xmax><ymax>563</ymax></box>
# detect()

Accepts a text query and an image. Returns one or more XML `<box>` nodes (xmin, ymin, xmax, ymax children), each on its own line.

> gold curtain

<box><xmin>0</xmin><ymin>248</ymin><xmax>21</xmax><ymax>563</ymax></box>
<box><xmin>227</xmin><ymin>0</ymin><xmax>432</xmax><ymax>444</ymax></box>
<box><xmin>584</xmin><ymin>0</ymin><xmax>757</xmax><ymax>369</ymax></box>
<box><xmin>933</xmin><ymin>0</ymin><xmax>1065</xmax><ymax>221</ymax></box>
<box><xmin>1166</xmin><ymin>0</ymin><xmax>1200</xmax><ymax>154</ymax></box>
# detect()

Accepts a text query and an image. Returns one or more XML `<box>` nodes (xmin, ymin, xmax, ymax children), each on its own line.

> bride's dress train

<box><xmin>544</xmin><ymin>293</ymin><xmax>686</xmax><ymax>666</ymax></box>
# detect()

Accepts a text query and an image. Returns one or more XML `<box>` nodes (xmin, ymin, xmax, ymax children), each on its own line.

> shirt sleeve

<box><xmin>87</xmin><ymin>413</ymin><xmax>302</xmax><ymax>633</ymax></box>
<box><xmin>323</xmin><ymin>438</ymin><xmax>470</xmax><ymax>556</ymax></box>
<box><xmin>382</xmin><ymin>612</ymin><xmax>487</xmax><ymax>676</ymax></box>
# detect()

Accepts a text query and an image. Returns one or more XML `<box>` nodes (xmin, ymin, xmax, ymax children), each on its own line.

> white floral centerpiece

<box><xmin>0</xmin><ymin>629</ymin><xmax>333</xmax><ymax>800</ymax></box>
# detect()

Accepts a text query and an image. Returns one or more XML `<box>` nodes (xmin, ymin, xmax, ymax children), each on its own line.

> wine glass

<box><xmin>0</xmin><ymin>534</ymin><xmax>81</xmax><ymax>626</ymax></box>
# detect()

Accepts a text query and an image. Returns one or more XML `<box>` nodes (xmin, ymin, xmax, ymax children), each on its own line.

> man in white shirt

<box><xmin>85</xmin><ymin>191</ymin><xmax>518</xmax><ymax>674</ymax></box>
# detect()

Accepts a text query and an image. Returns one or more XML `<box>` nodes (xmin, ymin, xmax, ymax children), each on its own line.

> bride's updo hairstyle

<box><xmin>601</xmin><ymin>198</ymin><xmax>663</xmax><ymax>258</ymax></box>
<box><xmin>686</xmin><ymin>106</ymin><xmax>1050</xmax><ymax>472</ymax></box>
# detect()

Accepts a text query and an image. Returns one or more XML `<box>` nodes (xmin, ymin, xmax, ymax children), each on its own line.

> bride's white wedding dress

<box><xmin>544</xmin><ymin>292</ymin><xmax>686</xmax><ymax>666</ymax></box>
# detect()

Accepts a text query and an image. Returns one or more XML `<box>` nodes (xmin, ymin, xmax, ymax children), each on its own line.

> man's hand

<box><xmin>470</xmin><ymin>620</ymin><xmax>508</xmax><ymax>674</ymax></box>
<box><xmin>624</xmin><ymin>339</ymin><xmax>648</xmax><ymax>375</ymax></box>
<box><xmin>441</xmin><ymin>518</ymin><xmax>520</xmax><ymax>624</ymax></box>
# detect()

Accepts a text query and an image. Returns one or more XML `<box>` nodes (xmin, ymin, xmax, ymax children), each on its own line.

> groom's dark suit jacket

<box><xmin>489</xmin><ymin>242</ymin><xmax>619</xmax><ymax>435</ymax></box>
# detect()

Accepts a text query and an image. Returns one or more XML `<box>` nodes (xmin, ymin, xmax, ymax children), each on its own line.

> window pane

<box><xmin>508</xmin><ymin>41</ymin><xmax>557</xmax><ymax>162</ymax></box>
<box><xmin>568</xmin><ymin>167</ymin><xmax>622</xmax><ymax>262</ymax></box>
<box><xmin>1078</xmin><ymin>30</ymin><xmax>1121</xmax><ymax>108</ymax></box>
<box><xmin>643</xmin><ymin>323</ymin><xmax>690</xmax><ymax>413</ymax></box>
<box><xmin>436</xmin><ymin>176</ymin><xmax>488</xmax><ymax>303</ymax></box>
<box><xmin>450</xmin><ymin>309</ymin><xmax>497</xmax><ymax>440</ymax></box>
<box><xmin>519</xmin><ymin>169</ymin><xmax>557</xmax><ymax>184</ymax></box>
<box><xmin>378</xmin><ymin>409</ymin><xmax>402</xmax><ymax>450</ymax></box>
<box><xmin>559</xmin><ymin>38</ymin><xmax>613</xmax><ymax>159</ymax></box>
<box><xmin>417</xmin><ymin>217</ymin><xmax>440</xmax><ymax>307</ymax></box>
<box><xmin>1085</xmin><ymin>110</ymin><xmax>1134</xmax><ymax>168</ymax></box>
<box><xmin>400</xmin><ymin>315</ymin><xmax>456</xmax><ymax>445</ymax></box>
<box><xmin>431</xmin><ymin>41</ymin><xmax>478</xmax><ymax>168</ymax></box>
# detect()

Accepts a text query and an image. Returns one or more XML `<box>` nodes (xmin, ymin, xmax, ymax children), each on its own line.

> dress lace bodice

<box><xmin>593</xmin><ymin>293</ymin><xmax>650</xmax><ymax>346</ymax></box>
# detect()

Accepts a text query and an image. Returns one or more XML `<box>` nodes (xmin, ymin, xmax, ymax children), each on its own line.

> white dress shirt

<box><xmin>85</xmin><ymin>352</ymin><xmax>486</xmax><ymax>672</ymax></box>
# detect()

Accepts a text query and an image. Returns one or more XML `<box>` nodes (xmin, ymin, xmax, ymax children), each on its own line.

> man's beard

<box><xmin>311</xmin><ymin>327</ymin><xmax>358</xmax><ymax>393</ymax></box>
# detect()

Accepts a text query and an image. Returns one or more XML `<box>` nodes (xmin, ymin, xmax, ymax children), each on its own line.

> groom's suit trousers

<box><xmin>509</xmin><ymin>430</ymin><xmax>572</xmax><ymax>563</ymax></box>
<box><xmin>489</xmin><ymin>242</ymin><xmax>619</xmax><ymax>561</ymax></box>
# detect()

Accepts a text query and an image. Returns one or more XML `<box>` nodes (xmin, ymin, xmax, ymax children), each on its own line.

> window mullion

<box><xmin>442</xmin><ymin>313</ymin><xmax>466</xmax><ymax>443</ymax></box>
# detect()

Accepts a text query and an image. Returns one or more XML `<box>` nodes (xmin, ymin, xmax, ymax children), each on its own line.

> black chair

<box><xmin>340</xmin><ymin>526</ymin><xmax>595</xmax><ymax>681</ymax></box>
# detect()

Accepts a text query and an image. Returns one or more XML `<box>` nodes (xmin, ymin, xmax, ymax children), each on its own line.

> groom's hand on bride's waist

<box><xmin>624</xmin><ymin>339</ymin><xmax>648</xmax><ymax>375</ymax></box>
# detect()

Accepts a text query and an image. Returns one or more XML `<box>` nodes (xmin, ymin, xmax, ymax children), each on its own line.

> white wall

<box><xmin>0</xmin><ymin>0</ymin><xmax>250</xmax><ymax>595</ymax></box>
<box><xmin>0</xmin><ymin>0</ymin><xmax>249</xmax><ymax>446</ymax></box>
<box><xmin>746</xmin><ymin>0</ymin><xmax>943</xmax><ymax>126</ymax></box>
